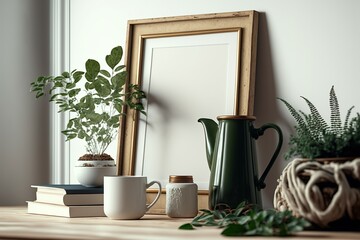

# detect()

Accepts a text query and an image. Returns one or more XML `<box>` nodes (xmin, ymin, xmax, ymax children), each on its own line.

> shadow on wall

<box><xmin>0</xmin><ymin>0</ymin><xmax>51</xmax><ymax>205</ymax></box>
<box><xmin>253</xmin><ymin>12</ymin><xmax>293</xmax><ymax>209</ymax></box>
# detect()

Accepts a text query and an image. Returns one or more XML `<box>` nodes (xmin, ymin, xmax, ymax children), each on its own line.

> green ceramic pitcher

<box><xmin>198</xmin><ymin>115</ymin><xmax>283</xmax><ymax>209</ymax></box>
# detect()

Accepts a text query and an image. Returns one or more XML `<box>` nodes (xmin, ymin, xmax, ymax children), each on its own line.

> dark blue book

<box><xmin>32</xmin><ymin>184</ymin><xmax>103</xmax><ymax>194</ymax></box>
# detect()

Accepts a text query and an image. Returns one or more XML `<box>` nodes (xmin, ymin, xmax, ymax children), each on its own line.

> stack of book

<box><xmin>27</xmin><ymin>184</ymin><xmax>105</xmax><ymax>218</ymax></box>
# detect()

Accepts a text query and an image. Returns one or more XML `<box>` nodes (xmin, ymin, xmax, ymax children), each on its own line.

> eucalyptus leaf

<box><xmin>179</xmin><ymin>202</ymin><xmax>310</xmax><ymax>237</ymax></box>
<box><xmin>67</xmin><ymin>120</ymin><xmax>74</xmax><ymax>129</ymax></box>
<box><xmin>62</xmin><ymin>71</ymin><xmax>70</xmax><ymax>78</ymax></box>
<box><xmin>86</xmin><ymin>112</ymin><xmax>102</xmax><ymax>123</ymax></box>
<box><xmin>108</xmin><ymin>116</ymin><xmax>119</xmax><ymax>125</ymax></box>
<box><xmin>54</xmin><ymin>76</ymin><xmax>65</xmax><ymax>81</ymax></box>
<box><xmin>115</xmin><ymin>65</ymin><xmax>126</xmax><ymax>72</ymax></box>
<box><xmin>94</xmin><ymin>80</ymin><xmax>111</xmax><ymax>97</ymax></box>
<box><xmin>85</xmin><ymin>82</ymin><xmax>95</xmax><ymax>90</ymax></box>
<box><xmin>114</xmin><ymin>103</ymin><xmax>123</xmax><ymax>113</ymax></box>
<box><xmin>100</xmin><ymin>69</ymin><xmax>111</xmax><ymax>78</ymax></box>
<box><xmin>73</xmin><ymin>71</ymin><xmax>84</xmax><ymax>83</ymax></box>
<box><xmin>97</xmin><ymin>75</ymin><xmax>111</xmax><ymax>88</ymax></box>
<box><xmin>50</xmin><ymin>94</ymin><xmax>60</xmax><ymax>102</ymax></box>
<box><xmin>66</xmin><ymin>83</ymin><xmax>76</xmax><ymax>89</ymax></box>
<box><xmin>221</xmin><ymin>224</ymin><xmax>246</xmax><ymax>236</ymax></box>
<box><xmin>85</xmin><ymin>59</ymin><xmax>100</xmax><ymax>81</ymax></box>
<box><xmin>111</xmin><ymin>72</ymin><xmax>126</xmax><ymax>89</ymax></box>
<box><xmin>78</xmin><ymin>130</ymin><xmax>86</xmax><ymax>139</ymax></box>
<box><xmin>68</xmin><ymin>88</ymin><xmax>81</xmax><ymax>98</ymax></box>
<box><xmin>106</xmin><ymin>46</ymin><xmax>123</xmax><ymax>69</ymax></box>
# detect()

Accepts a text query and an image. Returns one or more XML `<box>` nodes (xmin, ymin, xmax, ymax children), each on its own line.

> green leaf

<box><xmin>106</xmin><ymin>46</ymin><xmax>123</xmax><ymax>69</ymax></box>
<box><xmin>67</xmin><ymin>119</ymin><xmax>74</xmax><ymax>128</ymax></box>
<box><xmin>85</xmin><ymin>59</ymin><xmax>100</xmax><ymax>81</ymax></box>
<box><xmin>85</xmin><ymin>82</ymin><xmax>94</xmax><ymax>90</ymax></box>
<box><xmin>94</xmin><ymin>80</ymin><xmax>111</xmax><ymax>97</ymax></box>
<box><xmin>114</xmin><ymin>103</ymin><xmax>123</xmax><ymax>113</ymax></box>
<box><xmin>199</xmin><ymin>209</ymin><xmax>212</xmax><ymax>214</ymax></box>
<box><xmin>66</xmin><ymin>83</ymin><xmax>76</xmax><ymax>89</ymax></box>
<box><xmin>54</xmin><ymin>81</ymin><xmax>64</xmax><ymax>88</ymax></box>
<box><xmin>179</xmin><ymin>223</ymin><xmax>195</xmax><ymax>230</ymax></box>
<box><xmin>237</xmin><ymin>215</ymin><xmax>251</xmax><ymax>225</ymax></box>
<box><xmin>73</xmin><ymin>71</ymin><xmax>84</xmax><ymax>83</ymax></box>
<box><xmin>178</xmin><ymin>202</ymin><xmax>310</xmax><ymax>237</ymax></box>
<box><xmin>78</xmin><ymin>130</ymin><xmax>86</xmax><ymax>139</ymax></box>
<box><xmin>62</xmin><ymin>71</ymin><xmax>70</xmax><ymax>78</ymax></box>
<box><xmin>213</xmin><ymin>210</ymin><xmax>225</xmax><ymax>219</ymax></box>
<box><xmin>197</xmin><ymin>213</ymin><xmax>214</xmax><ymax>222</ymax></box>
<box><xmin>86</xmin><ymin>112</ymin><xmax>102</xmax><ymax>123</ymax></box>
<box><xmin>221</xmin><ymin>224</ymin><xmax>246</xmax><ymax>236</ymax></box>
<box><xmin>115</xmin><ymin>65</ymin><xmax>125</xmax><ymax>72</ymax></box>
<box><xmin>97</xmin><ymin>75</ymin><xmax>111</xmax><ymax>87</ymax></box>
<box><xmin>133</xmin><ymin>103</ymin><xmax>145</xmax><ymax>111</ymax></box>
<box><xmin>50</xmin><ymin>93</ymin><xmax>60</xmax><ymax>102</ymax></box>
<box><xmin>54</xmin><ymin>76</ymin><xmax>65</xmax><ymax>81</ymax></box>
<box><xmin>68</xmin><ymin>88</ymin><xmax>81</xmax><ymax>98</ymax></box>
<box><xmin>111</xmin><ymin>72</ymin><xmax>126</xmax><ymax>89</ymax></box>
<box><xmin>100</xmin><ymin>69</ymin><xmax>111</xmax><ymax>78</ymax></box>
<box><xmin>36</xmin><ymin>92</ymin><xmax>44</xmax><ymax>98</ymax></box>
<box><xmin>108</xmin><ymin>116</ymin><xmax>119</xmax><ymax>126</ymax></box>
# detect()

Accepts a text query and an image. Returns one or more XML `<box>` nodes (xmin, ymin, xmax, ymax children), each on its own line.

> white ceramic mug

<box><xmin>104</xmin><ymin>176</ymin><xmax>161</xmax><ymax>219</ymax></box>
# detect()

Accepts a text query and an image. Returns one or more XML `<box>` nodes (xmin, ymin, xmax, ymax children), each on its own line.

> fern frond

<box><xmin>329</xmin><ymin>86</ymin><xmax>342</xmax><ymax>135</ymax></box>
<box><xmin>299</xmin><ymin>110</ymin><xmax>322</xmax><ymax>141</ymax></box>
<box><xmin>301</xmin><ymin>96</ymin><xmax>328</xmax><ymax>132</ymax></box>
<box><xmin>344</xmin><ymin>106</ymin><xmax>355</xmax><ymax>131</ymax></box>
<box><xmin>298</xmin><ymin>110</ymin><xmax>310</xmax><ymax>134</ymax></box>
<box><xmin>278</xmin><ymin>98</ymin><xmax>307</xmax><ymax>131</ymax></box>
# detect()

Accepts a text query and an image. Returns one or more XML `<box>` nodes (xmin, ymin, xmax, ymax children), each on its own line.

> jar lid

<box><xmin>169</xmin><ymin>175</ymin><xmax>193</xmax><ymax>183</ymax></box>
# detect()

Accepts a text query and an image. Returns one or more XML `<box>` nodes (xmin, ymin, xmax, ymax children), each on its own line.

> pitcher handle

<box><xmin>251</xmin><ymin>123</ymin><xmax>283</xmax><ymax>190</ymax></box>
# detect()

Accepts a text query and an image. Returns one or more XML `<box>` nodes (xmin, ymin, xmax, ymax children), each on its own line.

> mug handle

<box><xmin>146</xmin><ymin>181</ymin><xmax>162</xmax><ymax>211</ymax></box>
<box><xmin>251</xmin><ymin>123</ymin><xmax>283</xmax><ymax>190</ymax></box>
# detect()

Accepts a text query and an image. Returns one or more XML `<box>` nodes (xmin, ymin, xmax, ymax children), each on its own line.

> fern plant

<box><xmin>279</xmin><ymin>86</ymin><xmax>360</xmax><ymax>159</ymax></box>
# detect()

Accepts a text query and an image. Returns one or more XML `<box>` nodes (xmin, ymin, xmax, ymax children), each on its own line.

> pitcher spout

<box><xmin>198</xmin><ymin>118</ymin><xmax>218</xmax><ymax>169</ymax></box>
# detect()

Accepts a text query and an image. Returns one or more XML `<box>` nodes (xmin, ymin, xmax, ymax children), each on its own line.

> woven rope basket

<box><xmin>274</xmin><ymin>158</ymin><xmax>360</xmax><ymax>227</ymax></box>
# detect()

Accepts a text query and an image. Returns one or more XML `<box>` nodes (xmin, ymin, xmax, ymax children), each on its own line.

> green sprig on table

<box><xmin>179</xmin><ymin>202</ymin><xmax>310</xmax><ymax>236</ymax></box>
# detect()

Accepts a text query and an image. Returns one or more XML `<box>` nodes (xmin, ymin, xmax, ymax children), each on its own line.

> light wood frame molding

<box><xmin>117</xmin><ymin>11</ymin><xmax>259</xmax><ymax>177</ymax></box>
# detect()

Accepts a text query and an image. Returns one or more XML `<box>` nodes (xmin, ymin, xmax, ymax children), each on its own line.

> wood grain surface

<box><xmin>0</xmin><ymin>207</ymin><xmax>359</xmax><ymax>240</ymax></box>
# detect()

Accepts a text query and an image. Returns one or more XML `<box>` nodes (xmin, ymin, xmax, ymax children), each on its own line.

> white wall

<box><xmin>68</xmin><ymin>0</ymin><xmax>360</xmax><ymax>209</ymax></box>
<box><xmin>0</xmin><ymin>0</ymin><xmax>51</xmax><ymax>205</ymax></box>
<box><xmin>0</xmin><ymin>0</ymin><xmax>358</xmax><ymax>208</ymax></box>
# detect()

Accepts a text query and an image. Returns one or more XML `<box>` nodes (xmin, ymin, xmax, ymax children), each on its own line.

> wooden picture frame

<box><xmin>116</xmin><ymin>11</ymin><xmax>258</xmax><ymax>213</ymax></box>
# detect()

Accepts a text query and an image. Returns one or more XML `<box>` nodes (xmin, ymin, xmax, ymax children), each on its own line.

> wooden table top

<box><xmin>0</xmin><ymin>206</ymin><xmax>359</xmax><ymax>240</ymax></box>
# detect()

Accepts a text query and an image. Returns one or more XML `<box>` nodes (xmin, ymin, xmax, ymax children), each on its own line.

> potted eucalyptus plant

<box><xmin>274</xmin><ymin>86</ymin><xmax>360</xmax><ymax>228</ymax></box>
<box><xmin>30</xmin><ymin>46</ymin><xmax>145</xmax><ymax>187</ymax></box>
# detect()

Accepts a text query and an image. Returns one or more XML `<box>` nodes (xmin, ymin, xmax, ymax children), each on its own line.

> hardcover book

<box><xmin>31</xmin><ymin>184</ymin><xmax>103</xmax><ymax>206</ymax></box>
<box><xmin>31</xmin><ymin>184</ymin><xmax>103</xmax><ymax>194</ymax></box>
<box><xmin>27</xmin><ymin>201</ymin><xmax>105</xmax><ymax>218</ymax></box>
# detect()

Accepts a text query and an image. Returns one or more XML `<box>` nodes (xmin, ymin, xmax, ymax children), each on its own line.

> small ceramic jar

<box><xmin>166</xmin><ymin>175</ymin><xmax>198</xmax><ymax>218</ymax></box>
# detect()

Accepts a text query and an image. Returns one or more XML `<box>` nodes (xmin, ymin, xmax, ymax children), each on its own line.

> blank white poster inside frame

<box><xmin>135</xmin><ymin>31</ymin><xmax>239</xmax><ymax>190</ymax></box>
